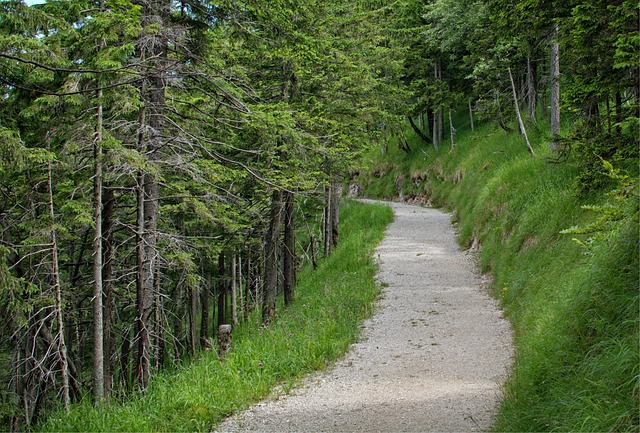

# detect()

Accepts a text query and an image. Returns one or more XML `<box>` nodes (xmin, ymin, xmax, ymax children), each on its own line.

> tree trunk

<box><xmin>323</xmin><ymin>184</ymin><xmax>332</xmax><ymax>256</ymax></box>
<box><xmin>200</xmin><ymin>276</ymin><xmax>210</xmax><ymax>349</ymax></box>
<box><xmin>283</xmin><ymin>191</ymin><xmax>295</xmax><ymax>305</ymax></box>
<box><xmin>172</xmin><ymin>276</ymin><xmax>185</xmax><ymax>361</ymax></box>
<box><xmin>135</xmin><ymin>0</ymin><xmax>168</xmax><ymax>388</ymax></box>
<box><xmin>426</xmin><ymin>108</ymin><xmax>435</xmax><ymax>143</ymax></box>
<box><xmin>237</xmin><ymin>255</ymin><xmax>243</xmax><ymax>321</ymax></box>
<box><xmin>231</xmin><ymin>254</ymin><xmax>238</xmax><ymax>326</ymax></box>
<box><xmin>135</xmin><ymin>169</ymin><xmax>151</xmax><ymax>390</ymax></box>
<box><xmin>434</xmin><ymin>58</ymin><xmax>444</xmax><ymax>148</ymax></box>
<box><xmin>217</xmin><ymin>252</ymin><xmax>226</xmax><ymax>328</ymax></box>
<box><xmin>244</xmin><ymin>253</ymin><xmax>252</xmax><ymax>316</ymax></box>
<box><xmin>550</xmin><ymin>22</ymin><xmax>561</xmax><ymax>152</ymax></box>
<box><xmin>92</xmin><ymin>82</ymin><xmax>105</xmax><ymax>404</ymax></box>
<box><xmin>526</xmin><ymin>55</ymin><xmax>537</xmax><ymax>123</ymax></box>
<box><xmin>154</xmin><ymin>276</ymin><xmax>164</xmax><ymax>369</ymax></box>
<box><xmin>508</xmin><ymin>67</ymin><xmax>535</xmax><ymax>155</ymax></box>
<box><xmin>468</xmin><ymin>100</ymin><xmax>475</xmax><ymax>132</ymax></box>
<box><xmin>615</xmin><ymin>91</ymin><xmax>623</xmax><ymax>132</ymax></box>
<box><xmin>407</xmin><ymin>115</ymin><xmax>431</xmax><ymax>144</ymax></box>
<box><xmin>101</xmin><ymin>187</ymin><xmax>115</xmax><ymax>397</ymax></box>
<box><xmin>189</xmin><ymin>285</ymin><xmax>197</xmax><ymax>357</ymax></box>
<box><xmin>495</xmin><ymin>89</ymin><xmax>514</xmax><ymax>133</ymax></box>
<box><xmin>119</xmin><ymin>327</ymin><xmax>131</xmax><ymax>391</ymax></box>
<box><xmin>449</xmin><ymin>108</ymin><xmax>456</xmax><ymax>150</ymax></box>
<box><xmin>47</xmin><ymin>159</ymin><xmax>70</xmax><ymax>413</ymax></box>
<box><xmin>262</xmin><ymin>190</ymin><xmax>283</xmax><ymax>322</ymax></box>
<box><xmin>331</xmin><ymin>182</ymin><xmax>340</xmax><ymax>248</ymax></box>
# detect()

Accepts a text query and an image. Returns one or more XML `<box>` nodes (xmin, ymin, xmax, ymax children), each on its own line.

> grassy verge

<box><xmin>38</xmin><ymin>199</ymin><xmax>394</xmax><ymax>432</ymax></box>
<box><xmin>357</xmin><ymin>118</ymin><xmax>639</xmax><ymax>432</ymax></box>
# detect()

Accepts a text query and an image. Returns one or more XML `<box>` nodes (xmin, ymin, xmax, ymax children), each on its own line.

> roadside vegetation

<box><xmin>355</xmin><ymin>113</ymin><xmax>639</xmax><ymax>432</ymax></box>
<box><xmin>37</xmin><ymin>200</ymin><xmax>393</xmax><ymax>432</ymax></box>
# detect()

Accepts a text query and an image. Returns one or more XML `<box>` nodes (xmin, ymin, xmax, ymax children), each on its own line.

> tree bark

<box><xmin>237</xmin><ymin>255</ymin><xmax>243</xmax><ymax>322</ymax></box>
<box><xmin>200</xmin><ymin>276</ymin><xmax>210</xmax><ymax>349</ymax></box>
<box><xmin>92</xmin><ymin>79</ymin><xmax>105</xmax><ymax>404</ymax></box>
<box><xmin>101</xmin><ymin>187</ymin><xmax>115</xmax><ymax>398</ymax></box>
<box><xmin>231</xmin><ymin>254</ymin><xmax>238</xmax><ymax>326</ymax></box>
<box><xmin>244</xmin><ymin>253</ymin><xmax>252</xmax><ymax>316</ymax></box>
<box><xmin>407</xmin><ymin>116</ymin><xmax>431</xmax><ymax>144</ymax></box>
<box><xmin>508</xmin><ymin>67</ymin><xmax>535</xmax><ymax>155</ymax></box>
<box><xmin>189</xmin><ymin>284</ymin><xmax>197</xmax><ymax>356</ymax></box>
<box><xmin>323</xmin><ymin>184</ymin><xmax>332</xmax><ymax>256</ymax></box>
<box><xmin>47</xmin><ymin>159</ymin><xmax>70</xmax><ymax>413</ymax></box>
<box><xmin>283</xmin><ymin>191</ymin><xmax>295</xmax><ymax>305</ymax></box>
<box><xmin>262</xmin><ymin>190</ymin><xmax>283</xmax><ymax>322</ymax></box>
<box><xmin>135</xmin><ymin>0</ymin><xmax>169</xmax><ymax>389</ymax></box>
<box><xmin>331</xmin><ymin>182</ymin><xmax>340</xmax><ymax>248</ymax></box>
<box><xmin>526</xmin><ymin>55</ymin><xmax>537</xmax><ymax>123</ymax></box>
<box><xmin>119</xmin><ymin>327</ymin><xmax>131</xmax><ymax>391</ymax></box>
<box><xmin>468</xmin><ymin>100</ymin><xmax>475</xmax><ymax>132</ymax></box>
<box><xmin>449</xmin><ymin>108</ymin><xmax>456</xmax><ymax>150</ymax></box>
<box><xmin>550</xmin><ymin>22</ymin><xmax>561</xmax><ymax>152</ymax></box>
<box><xmin>217</xmin><ymin>252</ymin><xmax>226</xmax><ymax>328</ymax></box>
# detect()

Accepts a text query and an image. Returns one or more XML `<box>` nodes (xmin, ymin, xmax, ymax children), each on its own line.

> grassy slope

<box><xmin>38</xmin><ymin>200</ymin><xmax>394</xmax><ymax>432</ymax></box>
<box><xmin>357</xmin><ymin>117</ymin><xmax>639</xmax><ymax>432</ymax></box>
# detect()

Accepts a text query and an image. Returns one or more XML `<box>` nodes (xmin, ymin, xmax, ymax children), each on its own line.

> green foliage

<box><xmin>562</xmin><ymin>158</ymin><xmax>638</xmax><ymax>248</ymax></box>
<box><xmin>36</xmin><ymin>200</ymin><xmax>393</xmax><ymax>432</ymax></box>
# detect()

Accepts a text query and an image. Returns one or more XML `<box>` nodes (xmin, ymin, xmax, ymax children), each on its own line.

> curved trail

<box><xmin>217</xmin><ymin>201</ymin><xmax>513</xmax><ymax>432</ymax></box>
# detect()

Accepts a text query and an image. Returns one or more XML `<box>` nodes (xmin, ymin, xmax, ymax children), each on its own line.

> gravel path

<box><xmin>216</xmin><ymin>201</ymin><xmax>513</xmax><ymax>432</ymax></box>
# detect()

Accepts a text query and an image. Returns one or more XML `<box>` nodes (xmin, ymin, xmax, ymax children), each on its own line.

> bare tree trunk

<box><xmin>92</xmin><ymin>80</ymin><xmax>105</xmax><ymax>405</ymax></box>
<box><xmin>244</xmin><ymin>253</ymin><xmax>252</xmax><ymax>316</ymax></box>
<box><xmin>438</xmin><ymin>108</ymin><xmax>444</xmax><ymax>145</ymax></box>
<box><xmin>283</xmin><ymin>191</ymin><xmax>295</xmax><ymax>306</ymax></box>
<box><xmin>550</xmin><ymin>22</ymin><xmax>561</xmax><ymax>152</ymax></box>
<box><xmin>435</xmin><ymin>58</ymin><xmax>444</xmax><ymax>148</ymax></box>
<box><xmin>200</xmin><ymin>276</ymin><xmax>210</xmax><ymax>349</ymax></box>
<box><xmin>154</xmin><ymin>275</ymin><xmax>164</xmax><ymax>369</ymax></box>
<box><xmin>189</xmin><ymin>285</ymin><xmax>197</xmax><ymax>357</ymax></box>
<box><xmin>323</xmin><ymin>184</ymin><xmax>332</xmax><ymax>256</ymax></box>
<box><xmin>135</xmin><ymin>0</ymin><xmax>169</xmax><ymax>389</ymax></box>
<box><xmin>526</xmin><ymin>55</ymin><xmax>537</xmax><ymax>123</ymax></box>
<box><xmin>615</xmin><ymin>91</ymin><xmax>623</xmax><ymax>125</ymax></box>
<box><xmin>426</xmin><ymin>108</ymin><xmax>434</xmax><ymax>144</ymax></box>
<box><xmin>407</xmin><ymin>115</ymin><xmax>431</xmax><ymax>144</ymax></box>
<box><xmin>171</xmin><ymin>276</ymin><xmax>185</xmax><ymax>361</ymax></box>
<box><xmin>217</xmin><ymin>252</ymin><xmax>226</xmax><ymax>328</ymax></box>
<box><xmin>119</xmin><ymin>327</ymin><xmax>131</xmax><ymax>391</ymax></box>
<box><xmin>237</xmin><ymin>256</ymin><xmax>244</xmax><ymax>322</ymax></box>
<box><xmin>102</xmin><ymin>187</ymin><xmax>115</xmax><ymax>398</ymax></box>
<box><xmin>331</xmin><ymin>183</ymin><xmax>340</xmax><ymax>248</ymax></box>
<box><xmin>231</xmin><ymin>254</ymin><xmax>238</xmax><ymax>326</ymax></box>
<box><xmin>262</xmin><ymin>190</ymin><xmax>283</xmax><ymax>322</ymax></box>
<box><xmin>508</xmin><ymin>67</ymin><xmax>535</xmax><ymax>155</ymax></box>
<box><xmin>468</xmin><ymin>100</ymin><xmax>475</xmax><ymax>131</ymax></box>
<box><xmin>449</xmin><ymin>108</ymin><xmax>456</xmax><ymax>150</ymax></box>
<box><xmin>10</xmin><ymin>336</ymin><xmax>24</xmax><ymax>432</ymax></box>
<box><xmin>47</xmin><ymin>159</ymin><xmax>70</xmax><ymax>413</ymax></box>
<box><xmin>309</xmin><ymin>235</ymin><xmax>317</xmax><ymax>270</ymax></box>
<box><xmin>135</xmin><ymin>170</ymin><xmax>150</xmax><ymax>389</ymax></box>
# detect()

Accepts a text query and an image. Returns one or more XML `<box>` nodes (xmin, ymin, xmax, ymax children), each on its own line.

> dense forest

<box><xmin>0</xmin><ymin>0</ymin><xmax>637</xmax><ymax>430</ymax></box>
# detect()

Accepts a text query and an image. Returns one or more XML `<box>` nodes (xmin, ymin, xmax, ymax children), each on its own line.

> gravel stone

<box><xmin>216</xmin><ymin>201</ymin><xmax>513</xmax><ymax>432</ymax></box>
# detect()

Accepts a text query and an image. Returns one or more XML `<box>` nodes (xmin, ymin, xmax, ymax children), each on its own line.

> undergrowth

<box><xmin>37</xmin><ymin>200</ymin><xmax>394</xmax><ymax>432</ymax></box>
<box><xmin>356</xmin><ymin>114</ymin><xmax>639</xmax><ymax>432</ymax></box>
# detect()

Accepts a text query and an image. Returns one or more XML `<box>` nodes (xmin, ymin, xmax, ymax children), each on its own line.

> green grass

<box><xmin>357</xmin><ymin>117</ymin><xmax>639</xmax><ymax>432</ymax></box>
<box><xmin>37</xmin><ymin>199</ymin><xmax>394</xmax><ymax>432</ymax></box>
